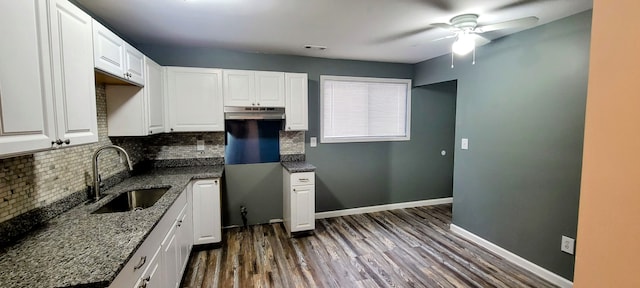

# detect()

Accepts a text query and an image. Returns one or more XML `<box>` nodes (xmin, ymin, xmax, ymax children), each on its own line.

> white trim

<box><xmin>269</xmin><ymin>219</ymin><xmax>284</xmax><ymax>224</ymax></box>
<box><xmin>315</xmin><ymin>197</ymin><xmax>453</xmax><ymax>219</ymax></box>
<box><xmin>449</xmin><ymin>224</ymin><xmax>573</xmax><ymax>288</ymax></box>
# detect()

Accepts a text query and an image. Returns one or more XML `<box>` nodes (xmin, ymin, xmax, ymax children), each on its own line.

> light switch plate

<box><xmin>196</xmin><ymin>140</ymin><xmax>205</xmax><ymax>151</ymax></box>
<box><xmin>461</xmin><ymin>138</ymin><xmax>469</xmax><ymax>150</ymax></box>
<box><xmin>310</xmin><ymin>137</ymin><xmax>317</xmax><ymax>147</ymax></box>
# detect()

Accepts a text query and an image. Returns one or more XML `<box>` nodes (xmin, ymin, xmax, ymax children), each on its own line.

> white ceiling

<box><xmin>75</xmin><ymin>0</ymin><xmax>593</xmax><ymax>64</ymax></box>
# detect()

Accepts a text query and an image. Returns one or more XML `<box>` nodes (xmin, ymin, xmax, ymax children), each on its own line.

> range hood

<box><xmin>224</xmin><ymin>107</ymin><xmax>285</xmax><ymax>120</ymax></box>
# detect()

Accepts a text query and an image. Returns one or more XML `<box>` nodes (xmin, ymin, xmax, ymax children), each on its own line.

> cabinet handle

<box><xmin>133</xmin><ymin>256</ymin><xmax>147</xmax><ymax>270</ymax></box>
<box><xmin>64</xmin><ymin>139</ymin><xmax>70</xmax><ymax>145</ymax></box>
<box><xmin>138</xmin><ymin>276</ymin><xmax>150</xmax><ymax>288</ymax></box>
<box><xmin>54</xmin><ymin>139</ymin><xmax>63</xmax><ymax>145</ymax></box>
<box><xmin>299</xmin><ymin>178</ymin><xmax>309</xmax><ymax>182</ymax></box>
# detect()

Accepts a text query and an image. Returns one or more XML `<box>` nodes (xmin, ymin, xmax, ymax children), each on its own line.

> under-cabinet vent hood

<box><xmin>224</xmin><ymin>107</ymin><xmax>285</xmax><ymax>120</ymax></box>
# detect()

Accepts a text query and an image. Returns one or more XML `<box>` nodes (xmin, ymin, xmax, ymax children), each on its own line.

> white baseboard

<box><xmin>449</xmin><ymin>224</ymin><xmax>573</xmax><ymax>288</ymax></box>
<box><xmin>315</xmin><ymin>197</ymin><xmax>453</xmax><ymax>219</ymax></box>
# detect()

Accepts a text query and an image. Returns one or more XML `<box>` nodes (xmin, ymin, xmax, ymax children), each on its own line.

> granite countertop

<box><xmin>281</xmin><ymin>161</ymin><xmax>316</xmax><ymax>173</ymax></box>
<box><xmin>0</xmin><ymin>165</ymin><xmax>223</xmax><ymax>288</ymax></box>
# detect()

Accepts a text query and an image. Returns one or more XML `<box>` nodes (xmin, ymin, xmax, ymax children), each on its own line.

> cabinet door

<box><xmin>124</xmin><ymin>44</ymin><xmax>145</xmax><ymax>86</ymax></box>
<box><xmin>145</xmin><ymin>58</ymin><xmax>164</xmax><ymax>135</ymax></box>
<box><xmin>291</xmin><ymin>184</ymin><xmax>315</xmax><ymax>232</ymax></box>
<box><xmin>92</xmin><ymin>19</ymin><xmax>124</xmax><ymax>78</ymax></box>
<box><xmin>285</xmin><ymin>73</ymin><xmax>308</xmax><ymax>131</ymax></box>
<box><xmin>49</xmin><ymin>0</ymin><xmax>98</xmax><ymax>146</ymax></box>
<box><xmin>176</xmin><ymin>202</ymin><xmax>191</xmax><ymax>274</ymax></box>
<box><xmin>192</xmin><ymin>179</ymin><xmax>222</xmax><ymax>245</ymax></box>
<box><xmin>0</xmin><ymin>0</ymin><xmax>56</xmax><ymax>158</ymax></box>
<box><xmin>255</xmin><ymin>71</ymin><xmax>285</xmax><ymax>107</ymax></box>
<box><xmin>162</xmin><ymin>221</ymin><xmax>179</xmax><ymax>288</ymax></box>
<box><xmin>167</xmin><ymin>67</ymin><xmax>224</xmax><ymax>132</ymax></box>
<box><xmin>133</xmin><ymin>245</ymin><xmax>164</xmax><ymax>288</ymax></box>
<box><xmin>223</xmin><ymin>70</ymin><xmax>255</xmax><ymax>107</ymax></box>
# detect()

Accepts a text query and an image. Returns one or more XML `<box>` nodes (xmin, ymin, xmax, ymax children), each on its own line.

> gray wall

<box><xmin>139</xmin><ymin>46</ymin><xmax>457</xmax><ymax>225</ymax></box>
<box><xmin>414</xmin><ymin>11</ymin><xmax>592</xmax><ymax>280</ymax></box>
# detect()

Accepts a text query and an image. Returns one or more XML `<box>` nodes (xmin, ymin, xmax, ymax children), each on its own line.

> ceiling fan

<box><xmin>430</xmin><ymin>14</ymin><xmax>539</xmax><ymax>57</ymax></box>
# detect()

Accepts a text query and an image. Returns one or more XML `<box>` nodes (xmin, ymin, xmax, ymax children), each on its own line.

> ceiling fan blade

<box><xmin>425</xmin><ymin>0</ymin><xmax>456</xmax><ymax>12</ymax></box>
<box><xmin>431</xmin><ymin>34</ymin><xmax>457</xmax><ymax>42</ymax></box>
<box><xmin>430</xmin><ymin>22</ymin><xmax>461</xmax><ymax>31</ymax></box>
<box><xmin>493</xmin><ymin>0</ymin><xmax>554</xmax><ymax>12</ymax></box>
<box><xmin>472</xmin><ymin>34</ymin><xmax>491</xmax><ymax>47</ymax></box>
<box><xmin>370</xmin><ymin>26</ymin><xmax>435</xmax><ymax>44</ymax></box>
<box><xmin>475</xmin><ymin>16</ymin><xmax>539</xmax><ymax>33</ymax></box>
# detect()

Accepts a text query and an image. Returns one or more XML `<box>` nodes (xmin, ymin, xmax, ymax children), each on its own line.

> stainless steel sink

<box><xmin>92</xmin><ymin>187</ymin><xmax>170</xmax><ymax>214</ymax></box>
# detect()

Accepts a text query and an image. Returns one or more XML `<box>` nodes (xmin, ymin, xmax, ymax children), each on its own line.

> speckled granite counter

<box><xmin>281</xmin><ymin>161</ymin><xmax>316</xmax><ymax>173</ymax></box>
<box><xmin>0</xmin><ymin>165</ymin><xmax>223</xmax><ymax>288</ymax></box>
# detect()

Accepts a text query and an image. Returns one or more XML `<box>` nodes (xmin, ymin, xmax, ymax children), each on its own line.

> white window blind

<box><xmin>321</xmin><ymin>76</ymin><xmax>411</xmax><ymax>143</ymax></box>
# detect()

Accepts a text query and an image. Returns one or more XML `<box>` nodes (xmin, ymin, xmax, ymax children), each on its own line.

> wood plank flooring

<box><xmin>181</xmin><ymin>204</ymin><xmax>557</xmax><ymax>288</ymax></box>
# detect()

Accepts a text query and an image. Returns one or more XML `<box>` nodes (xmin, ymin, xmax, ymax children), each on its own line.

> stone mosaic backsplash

<box><xmin>280</xmin><ymin>131</ymin><xmax>305</xmax><ymax>155</ymax></box>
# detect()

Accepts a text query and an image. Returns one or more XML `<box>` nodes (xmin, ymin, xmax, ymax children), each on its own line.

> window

<box><xmin>320</xmin><ymin>75</ymin><xmax>411</xmax><ymax>143</ymax></box>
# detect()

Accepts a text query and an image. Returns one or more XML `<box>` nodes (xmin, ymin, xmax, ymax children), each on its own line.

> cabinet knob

<box><xmin>252</xmin><ymin>103</ymin><xmax>255</xmax><ymax>106</ymax></box>
<box><xmin>177</xmin><ymin>220</ymin><xmax>183</xmax><ymax>227</ymax></box>
<box><xmin>170</xmin><ymin>128</ymin><xmax>174</xmax><ymax>132</ymax></box>
<box><xmin>149</xmin><ymin>130</ymin><xmax>152</xmax><ymax>134</ymax></box>
<box><xmin>64</xmin><ymin>139</ymin><xmax>70</xmax><ymax>145</ymax></box>
<box><xmin>54</xmin><ymin>139</ymin><xmax>63</xmax><ymax>145</ymax></box>
<box><xmin>288</xmin><ymin>126</ymin><xmax>291</xmax><ymax>130</ymax></box>
<box><xmin>214</xmin><ymin>180</ymin><xmax>218</xmax><ymax>184</ymax></box>
<box><xmin>257</xmin><ymin>102</ymin><xmax>260</xmax><ymax>106</ymax></box>
<box><xmin>293</xmin><ymin>188</ymin><xmax>296</xmax><ymax>192</ymax></box>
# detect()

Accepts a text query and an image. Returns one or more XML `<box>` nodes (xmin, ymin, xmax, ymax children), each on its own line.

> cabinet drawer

<box><xmin>290</xmin><ymin>172</ymin><xmax>314</xmax><ymax>186</ymax></box>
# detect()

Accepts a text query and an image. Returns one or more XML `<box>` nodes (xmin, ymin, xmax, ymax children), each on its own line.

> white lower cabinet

<box><xmin>283</xmin><ymin>170</ymin><xmax>316</xmax><ymax>236</ymax></box>
<box><xmin>134</xmin><ymin>245</ymin><xmax>162</xmax><ymax>288</ymax></box>
<box><xmin>110</xmin><ymin>189</ymin><xmax>191</xmax><ymax>288</ymax></box>
<box><xmin>191</xmin><ymin>179</ymin><xmax>222</xmax><ymax>245</ymax></box>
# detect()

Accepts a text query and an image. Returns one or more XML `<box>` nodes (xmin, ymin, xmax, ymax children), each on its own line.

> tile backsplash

<box><xmin>0</xmin><ymin>83</ymin><xmax>306</xmax><ymax>226</ymax></box>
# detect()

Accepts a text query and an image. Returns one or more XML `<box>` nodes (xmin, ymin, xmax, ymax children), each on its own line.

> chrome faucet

<box><xmin>92</xmin><ymin>145</ymin><xmax>133</xmax><ymax>201</ymax></box>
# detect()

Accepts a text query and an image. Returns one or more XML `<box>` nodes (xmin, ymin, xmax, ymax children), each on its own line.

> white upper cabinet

<box><xmin>166</xmin><ymin>67</ymin><xmax>224</xmax><ymax>132</ymax></box>
<box><xmin>92</xmin><ymin>20</ymin><xmax>144</xmax><ymax>86</ymax></box>
<box><xmin>106</xmin><ymin>57</ymin><xmax>164</xmax><ymax>136</ymax></box>
<box><xmin>285</xmin><ymin>73</ymin><xmax>309</xmax><ymax>131</ymax></box>
<box><xmin>49</xmin><ymin>0</ymin><xmax>98</xmax><ymax>147</ymax></box>
<box><xmin>146</xmin><ymin>58</ymin><xmax>165</xmax><ymax>134</ymax></box>
<box><xmin>124</xmin><ymin>45</ymin><xmax>145</xmax><ymax>85</ymax></box>
<box><xmin>0</xmin><ymin>0</ymin><xmax>56</xmax><ymax>157</ymax></box>
<box><xmin>223</xmin><ymin>70</ymin><xmax>285</xmax><ymax>107</ymax></box>
<box><xmin>1</xmin><ymin>0</ymin><xmax>98</xmax><ymax>158</ymax></box>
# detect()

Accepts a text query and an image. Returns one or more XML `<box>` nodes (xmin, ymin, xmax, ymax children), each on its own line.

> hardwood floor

<box><xmin>181</xmin><ymin>204</ymin><xmax>557</xmax><ymax>288</ymax></box>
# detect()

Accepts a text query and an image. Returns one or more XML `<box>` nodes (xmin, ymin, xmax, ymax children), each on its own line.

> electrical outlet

<box><xmin>461</xmin><ymin>138</ymin><xmax>469</xmax><ymax>150</ymax></box>
<box><xmin>561</xmin><ymin>236</ymin><xmax>575</xmax><ymax>254</ymax></box>
<box><xmin>310</xmin><ymin>137</ymin><xmax>317</xmax><ymax>147</ymax></box>
<box><xmin>196</xmin><ymin>140</ymin><xmax>205</xmax><ymax>151</ymax></box>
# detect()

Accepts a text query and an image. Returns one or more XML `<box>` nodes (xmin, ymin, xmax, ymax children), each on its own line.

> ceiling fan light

<box><xmin>452</xmin><ymin>34</ymin><xmax>475</xmax><ymax>56</ymax></box>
